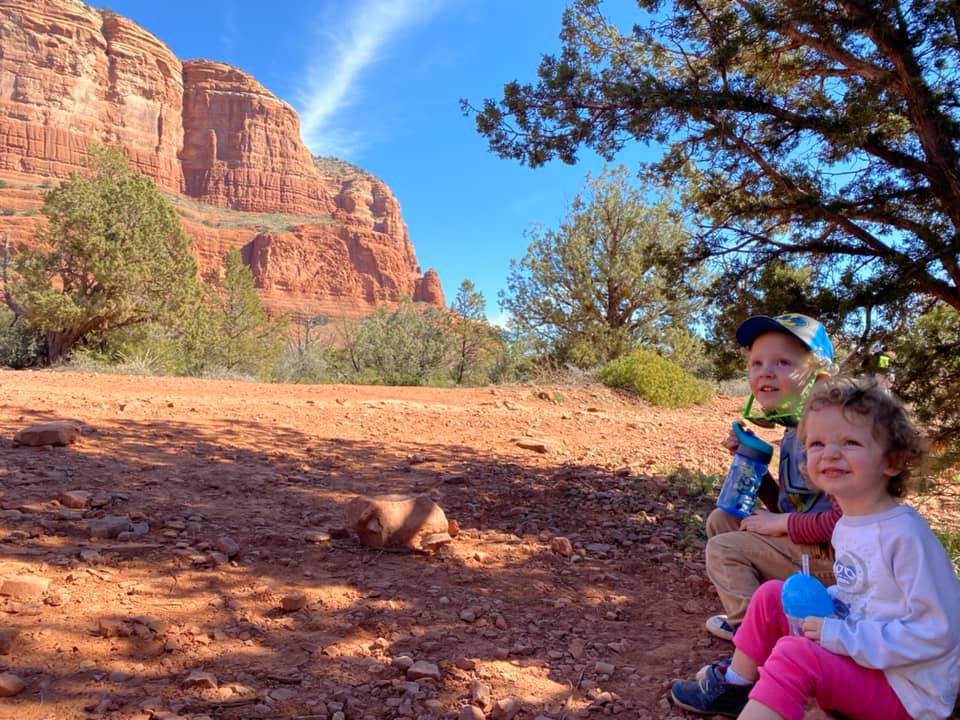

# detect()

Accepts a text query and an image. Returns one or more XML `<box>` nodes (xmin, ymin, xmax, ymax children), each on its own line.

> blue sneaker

<box><xmin>705</xmin><ymin>614</ymin><xmax>739</xmax><ymax>641</ymax></box>
<box><xmin>671</xmin><ymin>662</ymin><xmax>751</xmax><ymax>717</ymax></box>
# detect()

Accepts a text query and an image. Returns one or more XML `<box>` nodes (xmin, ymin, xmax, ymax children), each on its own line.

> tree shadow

<box><xmin>0</xmin><ymin>403</ymin><xmax>731</xmax><ymax>719</ymax></box>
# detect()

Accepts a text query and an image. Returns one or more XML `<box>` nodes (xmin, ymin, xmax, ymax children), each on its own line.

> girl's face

<box><xmin>803</xmin><ymin>405</ymin><xmax>897</xmax><ymax>513</ymax></box>
<box><xmin>746</xmin><ymin>332</ymin><xmax>813</xmax><ymax>412</ymax></box>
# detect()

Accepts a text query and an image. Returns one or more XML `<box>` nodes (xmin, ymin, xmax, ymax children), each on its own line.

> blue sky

<box><xmin>104</xmin><ymin>0</ymin><xmax>654</xmax><ymax>323</ymax></box>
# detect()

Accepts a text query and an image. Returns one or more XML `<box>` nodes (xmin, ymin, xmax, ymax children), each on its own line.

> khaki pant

<box><xmin>704</xmin><ymin>508</ymin><xmax>835</xmax><ymax>625</ymax></box>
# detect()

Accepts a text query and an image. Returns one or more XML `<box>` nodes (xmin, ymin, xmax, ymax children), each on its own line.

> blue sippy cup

<box><xmin>781</xmin><ymin>555</ymin><xmax>835</xmax><ymax>635</ymax></box>
<box><xmin>716</xmin><ymin>423</ymin><xmax>774</xmax><ymax>519</ymax></box>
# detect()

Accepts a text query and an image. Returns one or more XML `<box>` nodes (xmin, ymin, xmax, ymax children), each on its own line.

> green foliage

<box><xmin>0</xmin><ymin>307</ymin><xmax>43</xmax><ymax>368</ymax></box>
<box><xmin>469</xmin><ymin>0</ymin><xmax>960</xmax><ymax>315</ymax></box>
<box><xmin>0</xmin><ymin>180</ymin><xmax>8</xmax><ymax>189</ymax></box>
<box><xmin>598</xmin><ymin>349</ymin><xmax>714</xmax><ymax>407</ymax></box>
<box><xmin>934</xmin><ymin>528</ymin><xmax>960</xmax><ymax>576</ymax></box>
<box><xmin>706</xmin><ymin>260</ymin><xmax>850</xmax><ymax>380</ymax></box>
<box><xmin>7</xmin><ymin>146</ymin><xmax>199</xmax><ymax>363</ymax></box>
<box><xmin>330</xmin><ymin>300</ymin><xmax>454</xmax><ymax>386</ymax></box>
<box><xmin>501</xmin><ymin>166</ymin><xmax>706</xmax><ymax>367</ymax></box>
<box><xmin>896</xmin><ymin>303</ymin><xmax>960</xmax><ymax>470</ymax></box>
<box><xmin>449</xmin><ymin>279</ymin><xmax>503</xmax><ymax>385</ymax></box>
<box><xmin>199</xmin><ymin>248</ymin><xmax>286</xmax><ymax>379</ymax></box>
<box><xmin>1</xmin><ymin>209</ymin><xmax>14</xmax><ymax>216</ymax></box>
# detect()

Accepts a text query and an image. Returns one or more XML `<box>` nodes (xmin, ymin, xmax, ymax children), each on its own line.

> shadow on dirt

<box><xmin>0</xmin><ymin>406</ymin><xmax>728</xmax><ymax>718</ymax></box>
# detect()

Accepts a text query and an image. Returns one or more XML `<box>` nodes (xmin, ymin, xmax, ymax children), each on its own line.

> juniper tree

<box><xmin>3</xmin><ymin>146</ymin><xmax>198</xmax><ymax>363</ymax></box>
<box><xmin>468</xmin><ymin>0</ymin><xmax>960</xmax><ymax>313</ymax></box>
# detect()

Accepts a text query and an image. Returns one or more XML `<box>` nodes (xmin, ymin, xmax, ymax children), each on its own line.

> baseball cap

<box><xmin>736</xmin><ymin>313</ymin><xmax>834</xmax><ymax>368</ymax></box>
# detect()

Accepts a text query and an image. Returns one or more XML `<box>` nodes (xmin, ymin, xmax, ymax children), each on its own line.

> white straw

<box><xmin>801</xmin><ymin>553</ymin><xmax>810</xmax><ymax>576</ymax></box>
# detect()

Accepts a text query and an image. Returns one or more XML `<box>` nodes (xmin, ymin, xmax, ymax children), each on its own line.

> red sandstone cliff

<box><xmin>0</xmin><ymin>0</ymin><xmax>443</xmax><ymax>317</ymax></box>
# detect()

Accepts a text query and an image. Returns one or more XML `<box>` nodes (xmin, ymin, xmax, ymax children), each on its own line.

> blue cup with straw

<box><xmin>781</xmin><ymin>554</ymin><xmax>835</xmax><ymax>635</ymax></box>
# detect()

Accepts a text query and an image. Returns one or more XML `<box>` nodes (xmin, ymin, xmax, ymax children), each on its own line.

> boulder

<box><xmin>346</xmin><ymin>494</ymin><xmax>452</xmax><ymax>550</ymax></box>
<box><xmin>13</xmin><ymin>422</ymin><xmax>80</xmax><ymax>447</ymax></box>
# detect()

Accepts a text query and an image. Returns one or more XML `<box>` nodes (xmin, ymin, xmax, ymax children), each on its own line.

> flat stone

<box><xmin>214</xmin><ymin>535</ymin><xmax>240</xmax><ymax>558</ymax></box>
<box><xmin>88</xmin><ymin>516</ymin><xmax>132</xmax><ymax>540</ymax></box>
<box><xmin>280</xmin><ymin>592</ymin><xmax>307</xmax><ymax>612</ymax></box>
<box><xmin>490</xmin><ymin>697</ymin><xmax>520</xmax><ymax>720</ymax></box>
<box><xmin>0</xmin><ymin>672</ymin><xmax>25</xmax><ymax>696</ymax></box>
<box><xmin>59</xmin><ymin>490</ymin><xmax>91</xmax><ymax>509</ymax></box>
<box><xmin>14</xmin><ymin>421</ymin><xmax>79</xmax><ymax>446</ymax></box>
<box><xmin>391</xmin><ymin>655</ymin><xmax>414</xmax><ymax>671</ymax></box>
<box><xmin>406</xmin><ymin>660</ymin><xmax>440</xmax><ymax>680</ymax></box>
<box><xmin>595</xmin><ymin>661</ymin><xmax>615</xmax><ymax>675</ymax></box>
<box><xmin>460</xmin><ymin>706</ymin><xmax>485</xmax><ymax>720</ymax></box>
<box><xmin>550</xmin><ymin>536</ymin><xmax>573</xmax><ymax>557</ymax></box>
<box><xmin>270</xmin><ymin>688</ymin><xmax>297</xmax><ymax>701</ymax></box>
<box><xmin>183</xmin><ymin>670</ymin><xmax>218</xmax><ymax>690</ymax></box>
<box><xmin>0</xmin><ymin>575</ymin><xmax>50</xmax><ymax>601</ymax></box>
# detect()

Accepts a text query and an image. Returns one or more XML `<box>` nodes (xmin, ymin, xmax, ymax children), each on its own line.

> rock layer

<box><xmin>0</xmin><ymin>0</ymin><xmax>442</xmax><ymax>315</ymax></box>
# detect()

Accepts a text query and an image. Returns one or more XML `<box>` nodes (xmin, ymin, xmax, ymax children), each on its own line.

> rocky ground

<box><xmin>0</xmin><ymin>370</ymin><xmax>956</xmax><ymax>720</ymax></box>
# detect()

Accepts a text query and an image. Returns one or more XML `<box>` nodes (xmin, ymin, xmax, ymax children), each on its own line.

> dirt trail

<box><xmin>0</xmin><ymin>370</ymin><xmax>954</xmax><ymax>720</ymax></box>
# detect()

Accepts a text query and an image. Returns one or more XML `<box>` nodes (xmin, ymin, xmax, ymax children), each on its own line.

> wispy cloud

<box><xmin>219</xmin><ymin>1</ymin><xmax>236</xmax><ymax>58</ymax></box>
<box><xmin>297</xmin><ymin>0</ymin><xmax>447</xmax><ymax>157</ymax></box>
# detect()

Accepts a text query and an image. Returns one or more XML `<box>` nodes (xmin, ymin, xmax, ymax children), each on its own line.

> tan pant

<box><xmin>704</xmin><ymin>508</ymin><xmax>835</xmax><ymax>625</ymax></box>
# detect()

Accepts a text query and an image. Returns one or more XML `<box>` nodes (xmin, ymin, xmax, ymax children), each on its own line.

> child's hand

<box><xmin>739</xmin><ymin>509</ymin><xmax>789</xmax><ymax>536</ymax></box>
<box><xmin>802</xmin><ymin>616</ymin><xmax>824</xmax><ymax>642</ymax></box>
<box><xmin>722</xmin><ymin>426</ymin><xmax>741</xmax><ymax>456</ymax></box>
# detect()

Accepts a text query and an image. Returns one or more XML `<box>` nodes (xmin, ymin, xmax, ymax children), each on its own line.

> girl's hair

<box><xmin>797</xmin><ymin>376</ymin><xmax>926</xmax><ymax>497</ymax></box>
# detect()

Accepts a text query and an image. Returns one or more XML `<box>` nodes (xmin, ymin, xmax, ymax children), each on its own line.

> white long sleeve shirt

<box><xmin>821</xmin><ymin>505</ymin><xmax>960</xmax><ymax>720</ymax></box>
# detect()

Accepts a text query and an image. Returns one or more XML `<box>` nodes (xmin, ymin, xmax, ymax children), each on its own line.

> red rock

<box><xmin>0</xmin><ymin>0</ymin><xmax>442</xmax><ymax>320</ymax></box>
<box><xmin>13</xmin><ymin>422</ymin><xmax>79</xmax><ymax>446</ymax></box>
<box><xmin>414</xmin><ymin>268</ymin><xmax>445</xmax><ymax>305</ymax></box>
<box><xmin>346</xmin><ymin>494</ymin><xmax>450</xmax><ymax>550</ymax></box>
<box><xmin>0</xmin><ymin>575</ymin><xmax>50</xmax><ymax>601</ymax></box>
<box><xmin>0</xmin><ymin>672</ymin><xmax>25</xmax><ymax>697</ymax></box>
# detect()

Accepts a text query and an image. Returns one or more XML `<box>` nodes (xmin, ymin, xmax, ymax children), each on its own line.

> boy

<box><xmin>705</xmin><ymin>313</ymin><xmax>841</xmax><ymax>641</ymax></box>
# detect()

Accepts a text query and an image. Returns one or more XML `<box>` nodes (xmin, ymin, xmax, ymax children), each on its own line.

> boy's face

<box><xmin>747</xmin><ymin>332</ymin><xmax>814</xmax><ymax>412</ymax></box>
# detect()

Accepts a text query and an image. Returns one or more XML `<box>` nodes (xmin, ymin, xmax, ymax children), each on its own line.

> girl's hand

<box><xmin>802</xmin><ymin>616</ymin><xmax>824</xmax><ymax>642</ymax></box>
<box><xmin>739</xmin><ymin>509</ymin><xmax>789</xmax><ymax>536</ymax></box>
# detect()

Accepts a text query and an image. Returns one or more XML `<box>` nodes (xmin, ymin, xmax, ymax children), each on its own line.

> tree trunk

<box><xmin>46</xmin><ymin>329</ymin><xmax>80</xmax><ymax>365</ymax></box>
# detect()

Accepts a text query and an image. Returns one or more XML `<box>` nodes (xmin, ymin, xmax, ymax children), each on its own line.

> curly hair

<box><xmin>797</xmin><ymin>376</ymin><xmax>927</xmax><ymax>497</ymax></box>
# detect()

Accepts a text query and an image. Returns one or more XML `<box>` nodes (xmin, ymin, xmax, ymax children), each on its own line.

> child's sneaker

<box><xmin>671</xmin><ymin>662</ymin><xmax>751</xmax><ymax>717</ymax></box>
<box><xmin>705</xmin><ymin>613</ymin><xmax>739</xmax><ymax>641</ymax></box>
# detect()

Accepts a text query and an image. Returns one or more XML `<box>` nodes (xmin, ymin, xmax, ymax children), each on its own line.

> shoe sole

<box><xmin>670</xmin><ymin>692</ymin><xmax>742</xmax><ymax>718</ymax></box>
<box><xmin>704</xmin><ymin>621</ymin><xmax>735</xmax><ymax>642</ymax></box>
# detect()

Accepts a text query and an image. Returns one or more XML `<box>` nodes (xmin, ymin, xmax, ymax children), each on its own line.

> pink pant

<box><xmin>733</xmin><ymin>580</ymin><xmax>911</xmax><ymax>720</ymax></box>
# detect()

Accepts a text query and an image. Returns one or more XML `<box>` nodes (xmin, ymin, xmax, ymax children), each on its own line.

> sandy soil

<box><xmin>0</xmin><ymin>370</ymin><xmax>955</xmax><ymax>720</ymax></box>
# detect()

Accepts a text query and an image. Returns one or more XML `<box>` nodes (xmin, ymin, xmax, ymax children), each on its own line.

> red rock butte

<box><xmin>0</xmin><ymin>0</ymin><xmax>443</xmax><ymax>319</ymax></box>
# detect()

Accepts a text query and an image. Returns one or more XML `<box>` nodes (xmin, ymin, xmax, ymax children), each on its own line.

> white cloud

<box><xmin>297</xmin><ymin>0</ymin><xmax>446</xmax><ymax>157</ymax></box>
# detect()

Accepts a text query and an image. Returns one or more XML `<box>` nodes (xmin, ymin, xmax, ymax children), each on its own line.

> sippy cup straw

<box><xmin>801</xmin><ymin>553</ymin><xmax>810</xmax><ymax>576</ymax></box>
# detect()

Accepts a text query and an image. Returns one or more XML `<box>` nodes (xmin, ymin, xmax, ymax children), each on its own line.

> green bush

<box><xmin>1</xmin><ymin>208</ymin><xmax>15</xmax><ymax>216</ymax></box>
<box><xmin>0</xmin><ymin>309</ymin><xmax>44</xmax><ymax>368</ymax></box>
<box><xmin>598</xmin><ymin>349</ymin><xmax>714</xmax><ymax>407</ymax></box>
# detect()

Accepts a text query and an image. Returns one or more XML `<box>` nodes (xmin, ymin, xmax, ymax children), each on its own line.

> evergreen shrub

<box><xmin>598</xmin><ymin>349</ymin><xmax>714</xmax><ymax>407</ymax></box>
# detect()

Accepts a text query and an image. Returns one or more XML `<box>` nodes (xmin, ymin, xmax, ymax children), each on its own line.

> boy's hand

<box><xmin>802</xmin><ymin>616</ymin><xmax>824</xmax><ymax>642</ymax></box>
<box><xmin>739</xmin><ymin>509</ymin><xmax>789</xmax><ymax>536</ymax></box>
<box><xmin>722</xmin><ymin>426</ymin><xmax>741</xmax><ymax>456</ymax></box>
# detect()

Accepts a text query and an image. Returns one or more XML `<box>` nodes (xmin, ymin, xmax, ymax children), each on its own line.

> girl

<box><xmin>672</xmin><ymin>377</ymin><xmax>960</xmax><ymax>719</ymax></box>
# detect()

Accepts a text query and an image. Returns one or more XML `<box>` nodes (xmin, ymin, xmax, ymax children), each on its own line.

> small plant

<box><xmin>666</xmin><ymin>466</ymin><xmax>722</xmax><ymax>497</ymax></box>
<box><xmin>598</xmin><ymin>349</ymin><xmax>714</xmax><ymax>407</ymax></box>
<box><xmin>935</xmin><ymin>528</ymin><xmax>960</xmax><ymax>575</ymax></box>
<box><xmin>1</xmin><ymin>208</ymin><xmax>15</xmax><ymax>216</ymax></box>
<box><xmin>39</xmin><ymin>179</ymin><xmax>52</xmax><ymax>189</ymax></box>
<box><xmin>0</xmin><ymin>179</ymin><xmax>8</xmax><ymax>189</ymax></box>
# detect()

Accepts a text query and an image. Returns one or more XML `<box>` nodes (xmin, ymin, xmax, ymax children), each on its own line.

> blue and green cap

<box><xmin>736</xmin><ymin>313</ymin><xmax>834</xmax><ymax>369</ymax></box>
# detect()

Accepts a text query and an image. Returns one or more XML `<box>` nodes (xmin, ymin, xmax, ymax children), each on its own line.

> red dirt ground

<box><xmin>0</xmin><ymin>370</ymin><xmax>955</xmax><ymax>720</ymax></box>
